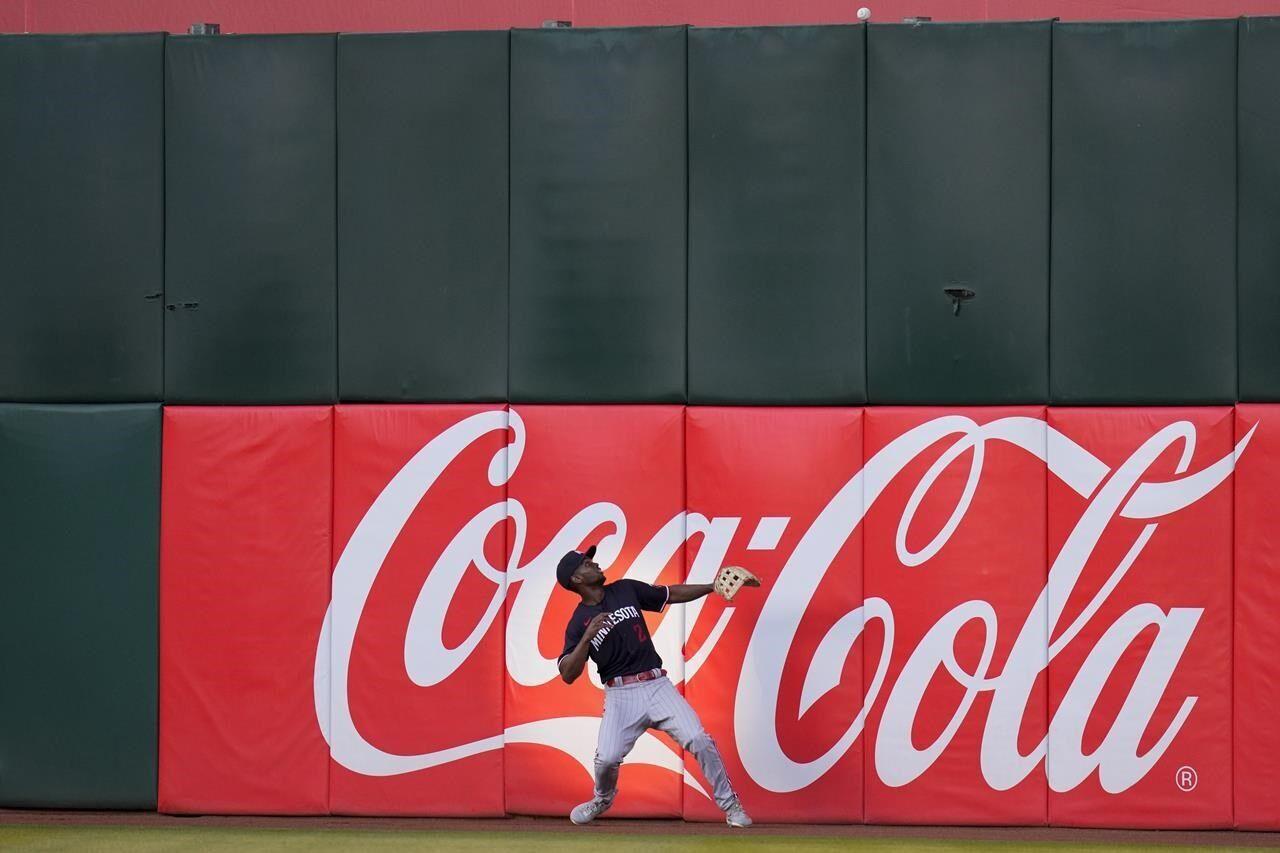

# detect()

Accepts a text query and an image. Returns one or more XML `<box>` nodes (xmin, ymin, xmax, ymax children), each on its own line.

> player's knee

<box><xmin>594</xmin><ymin>748</ymin><xmax>625</xmax><ymax>769</ymax></box>
<box><xmin>685</xmin><ymin>729</ymin><xmax>716</xmax><ymax>754</ymax></box>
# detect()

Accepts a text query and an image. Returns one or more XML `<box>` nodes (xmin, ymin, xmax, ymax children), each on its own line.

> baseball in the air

<box><xmin>857</xmin><ymin>6</ymin><xmax>872</xmax><ymax>20</ymax></box>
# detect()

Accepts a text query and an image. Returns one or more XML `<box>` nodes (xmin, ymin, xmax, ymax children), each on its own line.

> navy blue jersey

<box><xmin>558</xmin><ymin>579</ymin><xmax>669</xmax><ymax>682</ymax></box>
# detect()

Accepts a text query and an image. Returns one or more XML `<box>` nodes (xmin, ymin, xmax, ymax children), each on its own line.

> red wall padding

<box><xmin>503</xmin><ymin>405</ymin><xmax>686</xmax><ymax>817</ymax></box>
<box><xmin>328</xmin><ymin>406</ymin><xmax>508</xmax><ymax>815</ymax></box>
<box><xmin>683</xmin><ymin>407</ymin><xmax>864</xmax><ymax>823</ymax></box>
<box><xmin>155</xmin><ymin>404</ymin><xmax>1267</xmax><ymax>825</ymax></box>
<box><xmin>863</xmin><ymin>407</ymin><xmax>1048</xmax><ymax>825</ymax></box>
<box><xmin>1234</xmin><ymin>404</ymin><xmax>1280</xmax><ymax>830</ymax></box>
<box><xmin>1046</xmin><ymin>408</ymin><xmax>1234</xmax><ymax>828</ymax></box>
<box><xmin>159</xmin><ymin>407</ymin><xmax>332</xmax><ymax>814</ymax></box>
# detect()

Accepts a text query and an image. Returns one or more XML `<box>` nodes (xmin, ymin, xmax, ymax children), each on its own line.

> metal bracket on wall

<box><xmin>943</xmin><ymin>286</ymin><xmax>976</xmax><ymax>316</ymax></box>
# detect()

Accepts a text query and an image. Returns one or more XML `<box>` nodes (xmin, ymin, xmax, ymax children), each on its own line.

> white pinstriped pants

<box><xmin>594</xmin><ymin>675</ymin><xmax>737</xmax><ymax>811</ymax></box>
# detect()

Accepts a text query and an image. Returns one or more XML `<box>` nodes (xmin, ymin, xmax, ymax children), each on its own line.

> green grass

<box><xmin>0</xmin><ymin>826</ymin><xmax>1268</xmax><ymax>853</ymax></box>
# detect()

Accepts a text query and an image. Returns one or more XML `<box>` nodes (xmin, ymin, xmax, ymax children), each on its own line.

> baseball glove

<box><xmin>714</xmin><ymin>565</ymin><xmax>762</xmax><ymax>602</ymax></box>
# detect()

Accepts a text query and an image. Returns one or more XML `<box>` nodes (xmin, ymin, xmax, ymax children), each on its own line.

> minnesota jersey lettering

<box><xmin>587</xmin><ymin>605</ymin><xmax>641</xmax><ymax>651</ymax></box>
<box><xmin>558</xmin><ymin>580</ymin><xmax>666</xmax><ymax>682</ymax></box>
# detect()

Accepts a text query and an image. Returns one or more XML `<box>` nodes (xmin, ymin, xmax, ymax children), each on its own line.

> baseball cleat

<box><xmin>570</xmin><ymin>796</ymin><xmax>613</xmax><ymax>825</ymax></box>
<box><xmin>724</xmin><ymin>797</ymin><xmax>753</xmax><ymax>828</ymax></box>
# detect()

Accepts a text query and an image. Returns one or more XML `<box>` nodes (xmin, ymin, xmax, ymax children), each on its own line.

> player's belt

<box><xmin>605</xmin><ymin>668</ymin><xmax>666</xmax><ymax>688</ymax></box>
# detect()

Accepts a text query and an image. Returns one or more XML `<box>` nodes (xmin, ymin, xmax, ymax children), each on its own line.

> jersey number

<box><xmin>632</xmin><ymin>623</ymin><xmax>648</xmax><ymax>643</ymax></box>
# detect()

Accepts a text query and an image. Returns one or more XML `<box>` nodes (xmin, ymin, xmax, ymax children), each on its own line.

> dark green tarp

<box><xmin>0</xmin><ymin>35</ymin><xmax>164</xmax><ymax>402</ymax></box>
<box><xmin>509</xmin><ymin>27</ymin><xmax>687</xmax><ymax>403</ymax></box>
<box><xmin>1050</xmin><ymin>21</ymin><xmax>1236</xmax><ymax>403</ymax></box>
<box><xmin>688</xmin><ymin>26</ymin><xmax>865</xmax><ymax>404</ymax></box>
<box><xmin>337</xmin><ymin>31</ymin><xmax>508</xmax><ymax>402</ymax></box>
<box><xmin>0</xmin><ymin>404</ymin><xmax>160</xmax><ymax>807</ymax></box>
<box><xmin>164</xmin><ymin>35</ymin><xmax>337</xmax><ymax>403</ymax></box>
<box><xmin>1239</xmin><ymin>17</ymin><xmax>1280</xmax><ymax>402</ymax></box>
<box><xmin>867</xmin><ymin>22</ymin><xmax>1050</xmax><ymax>404</ymax></box>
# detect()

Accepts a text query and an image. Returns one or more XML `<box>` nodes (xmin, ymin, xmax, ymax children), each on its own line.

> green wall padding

<box><xmin>509</xmin><ymin>27</ymin><xmax>687</xmax><ymax>403</ymax></box>
<box><xmin>1239</xmin><ymin>17</ymin><xmax>1280</xmax><ymax>402</ymax></box>
<box><xmin>0</xmin><ymin>34</ymin><xmax>163</xmax><ymax>402</ymax></box>
<box><xmin>0</xmin><ymin>405</ymin><xmax>159</xmax><ymax>808</ymax></box>
<box><xmin>687</xmin><ymin>26</ymin><xmax>865</xmax><ymax>404</ymax></box>
<box><xmin>867</xmin><ymin>22</ymin><xmax>1050</xmax><ymax>404</ymax></box>
<box><xmin>164</xmin><ymin>35</ymin><xmax>337</xmax><ymax>403</ymax></box>
<box><xmin>1050</xmin><ymin>21</ymin><xmax>1236</xmax><ymax>403</ymax></box>
<box><xmin>337</xmin><ymin>32</ymin><xmax>508</xmax><ymax>402</ymax></box>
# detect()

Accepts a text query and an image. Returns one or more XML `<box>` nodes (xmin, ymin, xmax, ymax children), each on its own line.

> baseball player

<box><xmin>556</xmin><ymin>545</ymin><xmax>758</xmax><ymax>828</ymax></box>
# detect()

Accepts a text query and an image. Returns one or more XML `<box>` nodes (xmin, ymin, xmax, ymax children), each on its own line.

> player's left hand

<box><xmin>714</xmin><ymin>566</ymin><xmax>762</xmax><ymax>602</ymax></box>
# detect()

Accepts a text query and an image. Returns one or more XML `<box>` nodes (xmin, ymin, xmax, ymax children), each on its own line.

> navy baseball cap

<box><xmin>556</xmin><ymin>545</ymin><xmax>597</xmax><ymax>590</ymax></box>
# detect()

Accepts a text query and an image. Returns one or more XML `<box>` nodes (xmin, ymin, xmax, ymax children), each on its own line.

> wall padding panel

<box><xmin>867</xmin><ymin>23</ymin><xmax>1049</xmax><ymax>404</ymax></box>
<box><xmin>687</xmin><ymin>26</ymin><xmax>865</xmax><ymax>404</ymax></box>
<box><xmin>1234</xmin><ymin>404</ymin><xmax>1280</xmax><ymax>829</ymax></box>
<box><xmin>337</xmin><ymin>33</ymin><xmax>509</xmax><ymax>402</ymax></box>
<box><xmin>0</xmin><ymin>34</ymin><xmax>163</xmax><ymax>401</ymax></box>
<box><xmin>0</xmin><ymin>404</ymin><xmax>159</xmax><ymax>807</ymax></box>
<box><xmin>509</xmin><ymin>28</ymin><xmax>687</xmax><ymax>403</ymax></box>
<box><xmin>683</xmin><ymin>407</ymin><xmax>864</xmax><ymax>822</ymax></box>
<box><xmin>1046</xmin><ymin>407</ymin><xmax>1233</xmax><ymax>828</ymax></box>
<box><xmin>329</xmin><ymin>405</ymin><xmax>506</xmax><ymax>816</ymax></box>
<box><xmin>1050</xmin><ymin>21</ymin><xmax>1236</xmax><ymax>404</ymax></box>
<box><xmin>863</xmin><ymin>407</ymin><xmax>1047</xmax><ymax>824</ymax></box>
<box><xmin>164</xmin><ymin>35</ymin><xmax>337</xmax><ymax>403</ymax></box>
<box><xmin>1238</xmin><ymin>18</ymin><xmax>1280</xmax><ymax>402</ymax></box>
<box><xmin>159</xmin><ymin>406</ymin><xmax>332</xmax><ymax>814</ymax></box>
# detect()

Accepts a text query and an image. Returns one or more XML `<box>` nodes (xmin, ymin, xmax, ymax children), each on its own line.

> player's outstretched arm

<box><xmin>666</xmin><ymin>583</ymin><xmax>715</xmax><ymax>604</ymax></box>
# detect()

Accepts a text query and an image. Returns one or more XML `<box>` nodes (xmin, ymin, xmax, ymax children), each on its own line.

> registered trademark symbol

<box><xmin>1176</xmin><ymin>766</ymin><xmax>1198</xmax><ymax>792</ymax></box>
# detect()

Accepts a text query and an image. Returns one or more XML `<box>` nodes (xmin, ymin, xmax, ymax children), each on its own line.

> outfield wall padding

<box><xmin>508</xmin><ymin>27</ymin><xmax>687</xmax><ymax>403</ymax></box>
<box><xmin>337</xmin><ymin>32</ymin><xmax>509</xmax><ymax>403</ymax></box>
<box><xmin>863</xmin><ymin>407</ymin><xmax>1048</xmax><ymax>825</ymax></box>
<box><xmin>1046</xmin><ymin>407</ymin><xmax>1234</xmax><ymax>828</ymax></box>
<box><xmin>0</xmin><ymin>34</ymin><xmax>163</xmax><ymax>402</ymax></box>
<box><xmin>1</xmin><ymin>22</ymin><xmax>1270</xmax><ymax>407</ymax></box>
<box><xmin>1237</xmin><ymin>18</ymin><xmax>1280</xmax><ymax>402</ymax></box>
<box><xmin>5</xmin><ymin>21</ymin><xmax>1280</xmax><ymax>824</ymax></box>
<box><xmin>0</xmin><ymin>404</ymin><xmax>159</xmax><ymax>808</ymax></box>
<box><xmin>1234</xmin><ymin>404</ymin><xmax>1280</xmax><ymax>829</ymax></box>
<box><xmin>1050</xmin><ymin>21</ymin><xmax>1236</xmax><ymax>404</ymax></box>
<box><xmin>687</xmin><ymin>26</ymin><xmax>865</xmax><ymax>404</ymax></box>
<box><xmin>164</xmin><ymin>35</ymin><xmax>337</xmax><ymax>404</ymax></box>
<box><xmin>683</xmin><ymin>406</ymin><xmax>865</xmax><ymax>822</ymax></box>
<box><xmin>867</xmin><ymin>23</ymin><xmax>1050</xmax><ymax>404</ymax></box>
<box><xmin>139</xmin><ymin>403</ymin><xmax>1265</xmax><ymax>825</ymax></box>
<box><xmin>158</xmin><ymin>406</ymin><xmax>332</xmax><ymax>814</ymax></box>
<box><xmin>328</xmin><ymin>405</ymin><xmax>507</xmax><ymax>816</ymax></box>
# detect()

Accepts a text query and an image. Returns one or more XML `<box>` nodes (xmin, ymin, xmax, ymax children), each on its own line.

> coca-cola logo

<box><xmin>313</xmin><ymin>409</ymin><xmax>1251</xmax><ymax>796</ymax></box>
